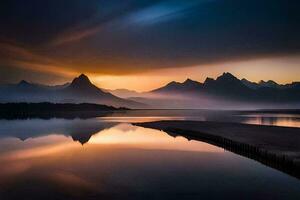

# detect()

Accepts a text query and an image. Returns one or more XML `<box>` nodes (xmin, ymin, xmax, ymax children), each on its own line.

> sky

<box><xmin>0</xmin><ymin>0</ymin><xmax>299</xmax><ymax>91</ymax></box>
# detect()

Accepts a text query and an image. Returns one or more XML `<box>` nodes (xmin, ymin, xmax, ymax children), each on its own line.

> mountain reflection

<box><xmin>0</xmin><ymin>119</ymin><xmax>224</xmax><ymax>155</ymax></box>
<box><xmin>0</xmin><ymin>118</ymin><xmax>300</xmax><ymax>200</ymax></box>
<box><xmin>0</xmin><ymin>119</ymin><xmax>117</xmax><ymax>145</ymax></box>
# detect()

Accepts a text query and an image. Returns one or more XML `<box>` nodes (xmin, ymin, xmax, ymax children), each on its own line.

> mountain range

<box><xmin>0</xmin><ymin>73</ymin><xmax>299</xmax><ymax>109</ymax></box>
<box><xmin>149</xmin><ymin>73</ymin><xmax>300</xmax><ymax>96</ymax></box>
<box><xmin>0</xmin><ymin>74</ymin><xmax>143</xmax><ymax>108</ymax></box>
<box><xmin>125</xmin><ymin>73</ymin><xmax>300</xmax><ymax>109</ymax></box>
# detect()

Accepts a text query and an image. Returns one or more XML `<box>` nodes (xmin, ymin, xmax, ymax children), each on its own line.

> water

<box><xmin>0</xmin><ymin>111</ymin><xmax>299</xmax><ymax>200</ymax></box>
<box><xmin>98</xmin><ymin>109</ymin><xmax>300</xmax><ymax>127</ymax></box>
<box><xmin>238</xmin><ymin>113</ymin><xmax>300</xmax><ymax>128</ymax></box>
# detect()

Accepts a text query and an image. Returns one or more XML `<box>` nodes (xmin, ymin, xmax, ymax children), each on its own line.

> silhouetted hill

<box><xmin>241</xmin><ymin>78</ymin><xmax>300</xmax><ymax>90</ymax></box>
<box><xmin>202</xmin><ymin>72</ymin><xmax>253</xmax><ymax>99</ymax></box>
<box><xmin>104</xmin><ymin>88</ymin><xmax>141</xmax><ymax>98</ymax></box>
<box><xmin>0</xmin><ymin>74</ymin><xmax>145</xmax><ymax>108</ymax></box>
<box><xmin>152</xmin><ymin>78</ymin><xmax>203</xmax><ymax>94</ymax></box>
<box><xmin>144</xmin><ymin>72</ymin><xmax>300</xmax><ymax>108</ymax></box>
<box><xmin>1</xmin><ymin>73</ymin><xmax>299</xmax><ymax>109</ymax></box>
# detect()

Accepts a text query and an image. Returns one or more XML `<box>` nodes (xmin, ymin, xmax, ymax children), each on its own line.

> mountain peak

<box><xmin>78</xmin><ymin>74</ymin><xmax>90</xmax><ymax>81</ymax></box>
<box><xmin>220</xmin><ymin>72</ymin><xmax>236</xmax><ymax>79</ymax></box>
<box><xmin>204</xmin><ymin>77</ymin><xmax>214</xmax><ymax>82</ymax></box>
<box><xmin>166</xmin><ymin>81</ymin><xmax>180</xmax><ymax>86</ymax></box>
<box><xmin>259</xmin><ymin>80</ymin><xmax>279</xmax><ymax>88</ymax></box>
<box><xmin>71</xmin><ymin>74</ymin><xmax>93</xmax><ymax>88</ymax></box>
<box><xmin>18</xmin><ymin>80</ymin><xmax>30</xmax><ymax>85</ymax></box>
<box><xmin>183</xmin><ymin>78</ymin><xmax>201</xmax><ymax>87</ymax></box>
<box><xmin>17</xmin><ymin>80</ymin><xmax>32</xmax><ymax>87</ymax></box>
<box><xmin>183</xmin><ymin>78</ymin><xmax>196</xmax><ymax>84</ymax></box>
<box><xmin>216</xmin><ymin>72</ymin><xmax>239</xmax><ymax>82</ymax></box>
<box><xmin>259</xmin><ymin>80</ymin><xmax>277</xmax><ymax>84</ymax></box>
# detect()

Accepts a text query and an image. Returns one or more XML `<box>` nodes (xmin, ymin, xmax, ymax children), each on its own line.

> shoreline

<box><xmin>134</xmin><ymin>120</ymin><xmax>300</xmax><ymax>179</ymax></box>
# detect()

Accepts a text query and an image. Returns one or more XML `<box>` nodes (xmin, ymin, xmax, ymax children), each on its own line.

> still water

<box><xmin>0</xmin><ymin>111</ymin><xmax>299</xmax><ymax>200</ymax></box>
<box><xmin>98</xmin><ymin>109</ymin><xmax>300</xmax><ymax>127</ymax></box>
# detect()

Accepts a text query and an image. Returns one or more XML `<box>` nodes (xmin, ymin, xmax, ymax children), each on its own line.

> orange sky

<box><xmin>0</xmin><ymin>40</ymin><xmax>299</xmax><ymax>92</ymax></box>
<box><xmin>87</xmin><ymin>55</ymin><xmax>300</xmax><ymax>92</ymax></box>
<box><xmin>0</xmin><ymin>0</ymin><xmax>299</xmax><ymax>91</ymax></box>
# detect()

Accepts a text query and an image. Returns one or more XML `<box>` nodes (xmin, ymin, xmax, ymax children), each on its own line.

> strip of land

<box><xmin>134</xmin><ymin>120</ymin><xmax>300</xmax><ymax>179</ymax></box>
<box><xmin>0</xmin><ymin>103</ymin><xmax>127</xmax><ymax>119</ymax></box>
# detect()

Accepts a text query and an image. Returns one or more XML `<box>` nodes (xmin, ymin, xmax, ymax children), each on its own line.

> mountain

<box><xmin>152</xmin><ymin>78</ymin><xmax>202</xmax><ymax>94</ymax></box>
<box><xmin>1</xmin><ymin>73</ymin><xmax>299</xmax><ymax>109</ymax></box>
<box><xmin>241</xmin><ymin>79</ymin><xmax>260</xmax><ymax>89</ymax></box>
<box><xmin>259</xmin><ymin>80</ymin><xmax>279</xmax><ymax>88</ymax></box>
<box><xmin>140</xmin><ymin>72</ymin><xmax>300</xmax><ymax>109</ymax></box>
<box><xmin>202</xmin><ymin>72</ymin><xmax>253</xmax><ymax>99</ymax></box>
<box><xmin>241</xmin><ymin>78</ymin><xmax>296</xmax><ymax>89</ymax></box>
<box><xmin>104</xmin><ymin>88</ymin><xmax>141</xmax><ymax>98</ymax></box>
<box><xmin>151</xmin><ymin>72</ymin><xmax>300</xmax><ymax>100</ymax></box>
<box><xmin>0</xmin><ymin>74</ymin><xmax>144</xmax><ymax>108</ymax></box>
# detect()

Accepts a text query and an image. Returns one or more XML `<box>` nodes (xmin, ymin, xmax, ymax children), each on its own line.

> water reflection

<box><xmin>238</xmin><ymin>114</ymin><xmax>300</xmax><ymax>128</ymax></box>
<box><xmin>0</xmin><ymin>120</ymin><xmax>223</xmax><ymax>156</ymax></box>
<box><xmin>88</xmin><ymin>123</ymin><xmax>222</xmax><ymax>152</ymax></box>
<box><xmin>0</xmin><ymin>118</ymin><xmax>299</xmax><ymax>200</ymax></box>
<box><xmin>0</xmin><ymin>119</ymin><xmax>117</xmax><ymax>145</ymax></box>
<box><xmin>97</xmin><ymin>110</ymin><xmax>300</xmax><ymax>128</ymax></box>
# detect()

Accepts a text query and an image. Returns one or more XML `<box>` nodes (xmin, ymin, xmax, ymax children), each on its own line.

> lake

<box><xmin>0</xmin><ymin>110</ymin><xmax>299</xmax><ymax>200</ymax></box>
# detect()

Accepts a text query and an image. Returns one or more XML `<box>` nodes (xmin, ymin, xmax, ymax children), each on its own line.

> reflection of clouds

<box><xmin>89</xmin><ymin>124</ymin><xmax>223</xmax><ymax>153</ymax></box>
<box><xmin>0</xmin><ymin>162</ymin><xmax>30</xmax><ymax>177</ymax></box>
<box><xmin>0</xmin><ymin>135</ymin><xmax>68</xmax><ymax>157</ymax></box>
<box><xmin>1</xmin><ymin>0</ymin><xmax>299</xmax><ymax>88</ymax></box>
<box><xmin>0</xmin><ymin>122</ymin><xmax>221</xmax><ymax>164</ymax></box>
<box><xmin>0</xmin><ymin>141</ymin><xmax>76</xmax><ymax>161</ymax></box>
<box><xmin>113</xmin><ymin>123</ymin><xmax>138</xmax><ymax>132</ymax></box>
<box><xmin>47</xmin><ymin>171</ymin><xmax>98</xmax><ymax>193</ymax></box>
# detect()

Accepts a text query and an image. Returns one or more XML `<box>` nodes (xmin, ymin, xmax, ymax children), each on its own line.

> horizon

<box><xmin>2</xmin><ymin>71</ymin><xmax>300</xmax><ymax>93</ymax></box>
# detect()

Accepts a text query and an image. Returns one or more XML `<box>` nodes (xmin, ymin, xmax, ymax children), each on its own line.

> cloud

<box><xmin>125</xmin><ymin>0</ymin><xmax>200</xmax><ymax>26</ymax></box>
<box><xmin>0</xmin><ymin>42</ymin><xmax>76</xmax><ymax>83</ymax></box>
<box><xmin>0</xmin><ymin>0</ymin><xmax>299</xmax><ymax>79</ymax></box>
<box><xmin>50</xmin><ymin>26</ymin><xmax>102</xmax><ymax>46</ymax></box>
<box><xmin>0</xmin><ymin>64</ymin><xmax>71</xmax><ymax>85</ymax></box>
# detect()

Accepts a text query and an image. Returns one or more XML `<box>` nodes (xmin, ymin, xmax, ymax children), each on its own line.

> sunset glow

<box><xmin>0</xmin><ymin>1</ymin><xmax>299</xmax><ymax>199</ymax></box>
<box><xmin>0</xmin><ymin>0</ymin><xmax>298</xmax><ymax>90</ymax></box>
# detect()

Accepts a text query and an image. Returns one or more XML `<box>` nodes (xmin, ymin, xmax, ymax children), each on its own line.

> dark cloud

<box><xmin>0</xmin><ymin>0</ymin><xmax>157</xmax><ymax>45</ymax></box>
<box><xmin>0</xmin><ymin>0</ymin><xmax>299</xmax><ymax>76</ymax></box>
<box><xmin>0</xmin><ymin>64</ymin><xmax>69</xmax><ymax>85</ymax></box>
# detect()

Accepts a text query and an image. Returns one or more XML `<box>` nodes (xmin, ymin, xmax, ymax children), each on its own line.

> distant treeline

<box><xmin>0</xmin><ymin>103</ymin><xmax>128</xmax><ymax>119</ymax></box>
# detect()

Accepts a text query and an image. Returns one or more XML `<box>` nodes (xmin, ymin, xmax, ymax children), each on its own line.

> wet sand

<box><xmin>134</xmin><ymin>121</ymin><xmax>300</xmax><ymax>179</ymax></box>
